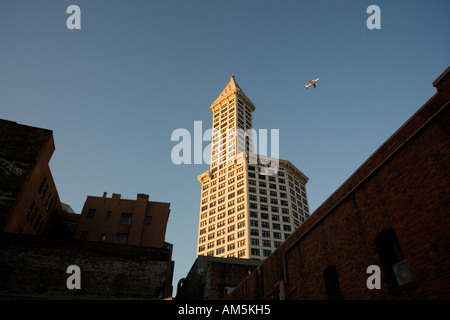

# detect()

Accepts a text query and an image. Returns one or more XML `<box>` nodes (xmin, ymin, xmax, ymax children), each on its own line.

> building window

<box><xmin>80</xmin><ymin>231</ymin><xmax>88</xmax><ymax>241</ymax></box>
<box><xmin>375</xmin><ymin>229</ymin><xmax>414</xmax><ymax>289</ymax></box>
<box><xmin>27</xmin><ymin>201</ymin><xmax>35</xmax><ymax>220</ymax></box>
<box><xmin>144</xmin><ymin>216</ymin><xmax>152</xmax><ymax>225</ymax></box>
<box><xmin>100</xmin><ymin>233</ymin><xmax>107</xmax><ymax>242</ymax></box>
<box><xmin>323</xmin><ymin>266</ymin><xmax>343</xmax><ymax>300</ymax></box>
<box><xmin>115</xmin><ymin>233</ymin><xmax>128</xmax><ymax>244</ymax></box>
<box><xmin>38</xmin><ymin>178</ymin><xmax>46</xmax><ymax>194</ymax></box>
<box><xmin>105</xmin><ymin>210</ymin><xmax>112</xmax><ymax>221</ymax></box>
<box><xmin>87</xmin><ymin>208</ymin><xmax>96</xmax><ymax>218</ymax></box>
<box><xmin>263</xmin><ymin>250</ymin><xmax>271</xmax><ymax>257</ymax></box>
<box><xmin>120</xmin><ymin>213</ymin><xmax>132</xmax><ymax>225</ymax></box>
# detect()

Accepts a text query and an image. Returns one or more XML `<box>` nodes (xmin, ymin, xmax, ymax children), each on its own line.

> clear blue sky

<box><xmin>1</xmin><ymin>0</ymin><xmax>448</xmax><ymax>296</ymax></box>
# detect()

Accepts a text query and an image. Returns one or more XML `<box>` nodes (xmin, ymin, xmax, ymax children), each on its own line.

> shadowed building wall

<box><xmin>0</xmin><ymin>119</ymin><xmax>63</xmax><ymax>236</ymax></box>
<box><xmin>227</xmin><ymin>67</ymin><xmax>450</xmax><ymax>300</ymax></box>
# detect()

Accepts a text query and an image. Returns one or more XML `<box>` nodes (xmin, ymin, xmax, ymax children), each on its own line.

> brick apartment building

<box><xmin>74</xmin><ymin>192</ymin><xmax>171</xmax><ymax>248</ymax></box>
<box><xmin>0</xmin><ymin>120</ymin><xmax>64</xmax><ymax>235</ymax></box>
<box><xmin>227</xmin><ymin>66</ymin><xmax>450</xmax><ymax>300</ymax></box>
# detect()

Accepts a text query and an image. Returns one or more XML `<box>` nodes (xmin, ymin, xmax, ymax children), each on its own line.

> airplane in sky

<box><xmin>305</xmin><ymin>78</ymin><xmax>319</xmax><ymax>89</ymax></box>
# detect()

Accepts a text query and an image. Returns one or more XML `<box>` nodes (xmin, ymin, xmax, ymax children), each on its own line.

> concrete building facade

<box><xmin>196</xmin><ymin>76</ymin><xmax>310</xmax><ymax>260</ymax></box>
<box><xmin>227</xmin><ymin>67</ymin><xmax>450</xmax><ymax>300</ymax></box>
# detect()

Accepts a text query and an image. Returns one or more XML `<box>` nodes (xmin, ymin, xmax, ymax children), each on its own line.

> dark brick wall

<box><xmin>0</xmin><ymin>119</ymin><xmax>63</xmax><ymax>235</ymax></box>
<box><xmin>0</xmin><ymin>232</ymin><xmax>173</xmax><ymax>299</ymax></box>
<box><xmin>227</xmin><ymin>67</ymin><xmax>450</xmax><ymax>300</ymax></box>
<box><xmin>176</xmin><ymin>256</ymin><xmax>260</xmax><ymax>300</ymax></box>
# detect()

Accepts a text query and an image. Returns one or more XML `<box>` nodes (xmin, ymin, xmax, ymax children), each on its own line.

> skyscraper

<box><xmin>196</xmin><ymin>76</ymin><xmax>310</xmax><ymax>260</ymax></box>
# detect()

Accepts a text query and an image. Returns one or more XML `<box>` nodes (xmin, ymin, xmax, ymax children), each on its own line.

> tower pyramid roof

<box><xmin>210</xmin><ymin>75</ymin><xmax>255</xmax><ymax>111</ymax></box>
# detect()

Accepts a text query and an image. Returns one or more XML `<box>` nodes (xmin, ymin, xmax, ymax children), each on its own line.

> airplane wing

<box><xmin>313</xmin><ymin>84</ymin><xmax>316</xmax><ymax>88</ymax></box>
<box><xmin>307</xmin><ymin>80</ymin><xmax>312</xmax><ymax>83</ymax></box>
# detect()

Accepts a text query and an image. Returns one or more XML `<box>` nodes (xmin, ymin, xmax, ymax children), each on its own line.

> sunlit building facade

<box><xmin>196</xmin><ymin>76</ymin><xmax>310</xmax><ymax>260</ymax></box>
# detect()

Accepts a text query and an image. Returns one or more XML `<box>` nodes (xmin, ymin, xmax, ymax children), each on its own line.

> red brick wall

<box><xmin>208</xmin><ymin>260</ymin><xmax>259</xmax><ymax>299</ymax></box>
<box><xmin>0</xmin><ymin>120</ymin><xmax>63</xmax><ymax>235</ymax></box>
<box><xmin>175</xmin><ymin>256</ymin><xmax>260</xmax><ymax>300</ymax></box>
<box><xmin>227</xmin><ymin>68</ymin><xmax>450</xmax><ymax>300</ymax></box>
<box><xmin>0</xmin><ymin>232</ymin><xmax>173</xmax><ymax>299</ymax></box>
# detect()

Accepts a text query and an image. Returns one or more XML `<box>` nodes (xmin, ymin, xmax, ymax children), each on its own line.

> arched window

<box><xmin>375</xmin><ymin>229</ymin><xmax>414</xmax><ymax>289</ymax></box>
<box><xmin>323</xmin><ymin>266</ymin><xmax>343</xmax><ymax>300</ymax></box>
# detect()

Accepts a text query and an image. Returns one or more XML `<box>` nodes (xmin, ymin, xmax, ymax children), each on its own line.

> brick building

<box><xmin>74</xmin><ymin>192</ymin><xmax>171</xmax><ymax>248</ymax></box>
<box><xmin>176</xmin><ymin>256</ymin><xmax>261</xmax><ymax>300</ymax></box>
<box><xmin>227</xmin><ymin>66</ymin><xmax>450</xmax><ymax>300</ymax></box>
<box><xmin>0</xmin><ymin>120</ymin><xmax>64</xmax><ymax>236</ymax></box>
<box><xmin>0</xmin><ymin>121</ymin><xmax>175</xmax><ymax>299</ymax></box>
<box><xmin>0</xmin><ymin>232</ymin><xmax>173</xmax><ymax>299</ymax></box>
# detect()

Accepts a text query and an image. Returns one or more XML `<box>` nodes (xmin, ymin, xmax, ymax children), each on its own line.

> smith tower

<box><xmin>197</xmin><ymin>76</ymin><xmax>310</xmax><ymax>260</ymax></box>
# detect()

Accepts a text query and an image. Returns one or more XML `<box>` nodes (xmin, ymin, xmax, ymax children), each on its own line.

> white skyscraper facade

<box><xmin>197</xmin><ymin>76</ymin><xmax>310</xmax><ymax>260</ymax></box>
